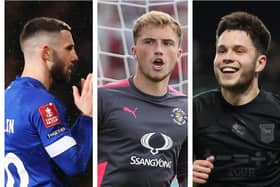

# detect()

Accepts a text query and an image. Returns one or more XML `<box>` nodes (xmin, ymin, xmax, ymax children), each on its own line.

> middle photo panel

<box><xmin>97</xmin><ymin>1</ymin><xmax>188</xmax><ymax>187</ymax></box>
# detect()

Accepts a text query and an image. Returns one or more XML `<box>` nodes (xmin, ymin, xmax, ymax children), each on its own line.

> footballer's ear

<box><xmin>131</xmin><ymin>46</ymin><xmax>137</xmax><ymax>60</ymax></box>
<box><xmin>255</xmin><ymin>54</ymin><xmax>266</xmax><ymax>73</ymax></box>
<box><xmin>41</xmin><ymin>45</ymin><xmax>51</xmax><ymax>61</ymax></box>
<box><xmin>177</xmin><ymin>48</ymin><xmax>182</xmax><ymax>61</ymax></box>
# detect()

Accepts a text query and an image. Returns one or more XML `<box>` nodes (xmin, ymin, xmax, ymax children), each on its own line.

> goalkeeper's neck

<box><xmin>133</xmin><ymin>74</ymin><xmax>170</xmax><ymax>97</ymax></box>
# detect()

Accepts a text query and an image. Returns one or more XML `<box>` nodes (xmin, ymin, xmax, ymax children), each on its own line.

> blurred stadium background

<box><xmin>98</xmin><ymin>0</ymin><xmax>187</xmax><ymax>186</ymax></box>
<box><xmin>194</xmin><ymin>1</ymin><xmax>280</xmax><ymax>95</ymax></box>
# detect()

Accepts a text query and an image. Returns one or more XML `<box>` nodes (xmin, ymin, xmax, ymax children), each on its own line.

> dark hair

<box><xmin>216</xmin><ymin>11</ymin><xmax>271</xmax><ymax>55</ymax></box>
<box><xmin>20</xmin><ymin>17</ymin><xmax>71</xmax><ymax>49</ymax></box>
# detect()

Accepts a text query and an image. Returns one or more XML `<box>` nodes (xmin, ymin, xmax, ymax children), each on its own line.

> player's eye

<box><xmin>217</xmin><ymin>48</ymin><xmax>226</xmax><ymax>54</ymax></box>
<box><xmin>66</xmin><ymin>45</ymin><xmax>74</xmax><ymax>51</ymax></box>
<box><xmin>235</xmin><ymin>47</ymin><xmax>246</xmax><ymax>54</ymax></box>
<box><xmin>144</xmin><ymin>39</ymin><xmax>154</xmax><ymax>45</ymax></box>
<box><xmin>163</xmin><ymin>40</ymin><xmax>174</xmax><ymax>46</ymax></box>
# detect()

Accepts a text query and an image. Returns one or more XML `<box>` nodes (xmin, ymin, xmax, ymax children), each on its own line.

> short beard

<box><xmin>50</xmin><ymin>52</ymin><xmax>72</xmax><ymax>83</ymax></box>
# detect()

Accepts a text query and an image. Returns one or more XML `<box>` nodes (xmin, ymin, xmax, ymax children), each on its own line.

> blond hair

<box><xmin>133</xmin><ymin>11</ymin><xmax>182</xmax><ymax>45</ymax></box>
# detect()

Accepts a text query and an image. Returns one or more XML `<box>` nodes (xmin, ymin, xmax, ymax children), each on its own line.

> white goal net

<box><xmin>98</xmin><ymin>0</ymin><xmax>188</xmax><ymax>95</ymax></box>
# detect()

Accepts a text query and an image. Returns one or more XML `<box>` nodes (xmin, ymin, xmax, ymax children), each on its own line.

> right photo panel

<box><xmin>193</xmin><ymin>1</ymin><xmax>280</xmax><ymax>187</ymax></box>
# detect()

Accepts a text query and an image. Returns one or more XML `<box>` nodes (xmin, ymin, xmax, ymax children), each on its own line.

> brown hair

<box><xmin>216</xmin><ymin>11</ymin><xmax>271</xmax><ymax>55</ymax></box>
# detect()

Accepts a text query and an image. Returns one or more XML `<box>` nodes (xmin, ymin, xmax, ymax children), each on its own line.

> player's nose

<box><xmin>71</xmin><ymin>51</ymin><xmax>79</xmax><ymax>63</ymax></box>
<box><xmin>223</xmin><ymin>50</ymin><xmax>235</xmax><ymax>62</ymax></box>
<box><xmin>154</xmin><ymin>43</ymin><xmax>163</xmax><ymax>56</ymax></box>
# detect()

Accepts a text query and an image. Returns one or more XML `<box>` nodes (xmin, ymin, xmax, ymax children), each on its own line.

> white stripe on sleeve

<box><xmin>45</xmin><ymin>136</ymin><xmax>77</xmax><ymax>158</ymax></box>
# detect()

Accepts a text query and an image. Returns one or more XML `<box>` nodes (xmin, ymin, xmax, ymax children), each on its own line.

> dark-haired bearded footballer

<box><xmin>5</xmin><ymin>17</ymin><xmax>93</xmax><ymax>187</ymax></box>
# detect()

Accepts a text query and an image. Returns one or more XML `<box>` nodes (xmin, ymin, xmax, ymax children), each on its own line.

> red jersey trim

<box><xmin>99</xmin><ymin>79</ymin><xmax>130</xmax><ymax>88</ymax></box>
<box><xmin>98</xmin><ymin>161</ymin><xmax>108</xmax><ymax>187</ymax></box>
<box><xmin>168</xmin><ymin>86</ymin><xmax>185</xmax><ymax>96</ymax></box>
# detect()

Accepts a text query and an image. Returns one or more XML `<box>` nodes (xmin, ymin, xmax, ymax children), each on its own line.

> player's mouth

<box><xmin>152</xmin><ymin>58</ymin><xmax>165</xmax><ymax>70</ymax></box>
<box><xmin>220</xmin><ymin>66</ymin><xmax>239</xmax><ymax>74</ymax></box>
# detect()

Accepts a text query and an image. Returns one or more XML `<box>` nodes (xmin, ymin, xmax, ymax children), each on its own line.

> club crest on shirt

<box><xmin>171</xmin><ymin>107</ymin><xmax>187</xmax><ymax>126</ymax></box>
<box><xmin>39</xmin><ymin>103</ymin><xmax>61</xmax><ymax>128</ymax></box>
<box><xmin>259</xmin><ymin>123</ymin><xmax>275</xmax><ymax>143</ymax></box>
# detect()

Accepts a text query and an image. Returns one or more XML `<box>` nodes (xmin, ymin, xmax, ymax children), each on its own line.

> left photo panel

<box><xmin>5</xmin><ymin>1</ymin><xmax>93</xmax><ymax>187</ymax></box>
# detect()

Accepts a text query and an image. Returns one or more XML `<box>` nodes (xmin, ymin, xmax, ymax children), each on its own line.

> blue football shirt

<box><xmin>5</xmin><ymin>77</ymin><xmax>92</xmax><ymax>187</ymax></box>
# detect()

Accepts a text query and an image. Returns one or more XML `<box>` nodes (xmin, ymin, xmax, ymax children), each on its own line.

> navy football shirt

<box><xmin>98</xmin><ymin>78</ymin><xmax>187</xmax><ymax>187</ymax></box>
<box><xmin>194</xmin><ymin>89</ymin><xmax>280</xmax><ymax>187</ymax></box>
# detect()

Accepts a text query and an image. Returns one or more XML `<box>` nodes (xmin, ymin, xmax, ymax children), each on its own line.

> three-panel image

<box><xmin>4</xmin><ymin>1</ymin><xmax>280</xmax><ymax>187</ymax></box>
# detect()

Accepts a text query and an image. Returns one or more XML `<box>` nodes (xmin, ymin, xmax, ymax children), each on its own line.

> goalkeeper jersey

<box><xmin>194</xmin><ymin>89</ymin><xmax>280</xmax><ymax>187</ymax></box>
<box><xmin>5</xmin><ymin>77</ymin><xmax>92</xmax><ymax>187</ymax></box>
<box><xmin>98</xmin><ymin>78</ymin><xmax>187</xmax><ymax>187</ymax></box>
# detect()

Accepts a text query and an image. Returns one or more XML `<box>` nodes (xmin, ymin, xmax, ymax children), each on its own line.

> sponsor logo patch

<box><xmin>39</xmin><ymin>103</ymin><xmax>61</xmax><ymax>128</ymax></box>
<box><xmin>130</xmin><ymin>155</ymin><xmax>172</xmax><ymax>168</ymax></box>
<box><xmin>232</xmin><ymin>123</ymin><xmax>246</xmax><ymax>137</ymax></box>
<box><xmin>129</xmin><ymin>132</ymin><xmax>174</xmax><ymax>169</ymax></box>
<box><xmin>140</xmin><ymin>132</ymin><xmax>173</xmax><ymax>155</ymax></box>
<box><xmin>47</xmin><ymin>127</ymin><xmax>66</xmax><ymax>139</ymax></box>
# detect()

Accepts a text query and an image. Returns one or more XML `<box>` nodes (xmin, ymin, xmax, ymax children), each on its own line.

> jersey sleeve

<box><xmin>31</xmin><ymin>96</ymin><xmax>92</xmax><ymax>176</ymax></box>
<box><xmin>52</xmin><ymin>116</ymin><xmax>92</xmax><ymax>176</ymax></box>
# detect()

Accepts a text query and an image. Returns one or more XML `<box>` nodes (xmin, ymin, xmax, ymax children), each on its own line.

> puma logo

<box><xmin>123</xmin><ymin>106</ymin><xmax>138</xmax><ymax>119</ymax></box>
